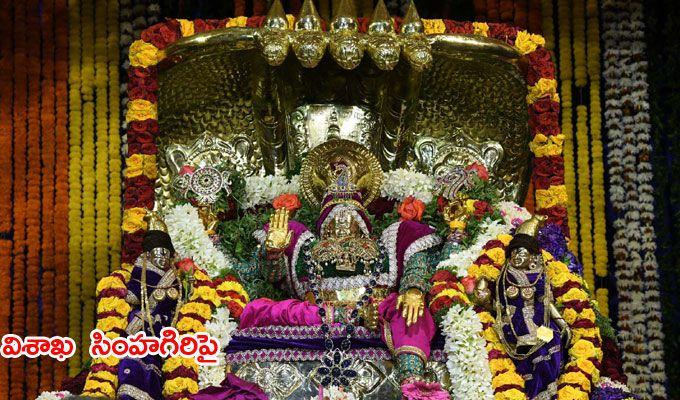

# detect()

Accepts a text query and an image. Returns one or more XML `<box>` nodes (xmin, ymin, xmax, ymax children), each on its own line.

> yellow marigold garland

<box><xmin>575</xmin><ymin>105</ymin><xmax>595</xmax><ymax>289</ymax></box>
<box><xmin>586</xmin><ymin>0</ymin><xmax>608</xmax><ymax>283</ymax></box>
<box><xmin>108</xmin><ymin>0</ymin><xmax>122</xmax><ymax>271</ymax></box>
<box><xmin>540</xmin><ymin>0</ymin><xmax>555</xmax><ymax>50</ymax></box>
<box><xmin>80</xmin><ymin>0</ymin><xmax>97</xmax><ymax>367</ymax></box>
<box><xmin>94</xmin><ymin>0</ymin><xmax>109</xmax><ymax>286</ymax></box>
<box><xmin>82</xmin><ymin>264</ymin><xmax>134</xmax><ymax>398</ymax></box>
<box><xmin>67</xmin><ymin>0</ymin><xmax>83</xmax><ymax>375</ymax></box>
<box><xmin>572</xmin><ymin>0</ymin><xmax>587</xmax><ymax>88</ymax></box>
<box><xmin>557</xmin><ymin>0</ymin><xmax>578</xmax><ymax>247</ymax></box>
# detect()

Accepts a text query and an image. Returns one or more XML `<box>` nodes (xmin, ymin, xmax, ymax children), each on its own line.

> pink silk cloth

<box><xmin>239</xmin><ymin>298</ymin><xmax>322</xmax><ymax>328</ymax></box>
<box><xmin>239</xmin><ymin>294</ymin><xmax>435</xmax><ymax>360</ymax></box>
<box><xmin>378</xmin><ymin>292</ymin><xmax>436</xmax><ymax>359</ymax></box>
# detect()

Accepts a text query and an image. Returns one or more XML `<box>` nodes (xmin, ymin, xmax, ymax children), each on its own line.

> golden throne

<box><xmin>153</xmin><ymin>1</ymin><xmax>530</xmax><ymax>398</ymax></box>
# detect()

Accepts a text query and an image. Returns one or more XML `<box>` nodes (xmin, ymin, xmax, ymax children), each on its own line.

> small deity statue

<box><xmin>238</xmin><ymin>140</ymin><xmax>444</xmax><ymax>393</ymax></box>
<box><xmin>478</xmin><ymin>215</ymin><xmax>571</xmax><ymax>399</ymax></box>
<box><xmin>117</xmin><ymin>212</ymin><xmax>186</xmax><ymax>400</ymax></box>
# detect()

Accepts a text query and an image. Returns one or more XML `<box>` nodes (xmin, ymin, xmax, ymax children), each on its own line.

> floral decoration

<box><xmin>381</xmin><ymin>168</ymin><xmax>436</xmax><ymax>204</ymax></box>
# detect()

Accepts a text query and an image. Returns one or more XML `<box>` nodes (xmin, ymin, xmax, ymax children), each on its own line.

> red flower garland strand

<box><xmin>39</xmin><ymin>0</ymin><xmax>57</xmax><ymax>392</ymax></box>
<box><xmin>0</xmin><ymin>3</ymin><xmax>14</xmax><ymax>399</ymax></box>
<box><xmin>25</xmin><ymin>0</ymin><xmax>43</xmax><ymax>395</ymax></box>
<box><xmin>10</xmin><ymin>1</ymin><xmax>28</xmax><ymax>396</ymax></box>
<box><xmin>54</xmin><ymin>0</ymin><xmax>71</xmax><ymax>387</ymax></box>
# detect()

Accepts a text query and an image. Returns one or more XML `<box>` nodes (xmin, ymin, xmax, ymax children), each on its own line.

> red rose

<box><xmin>533</xmin><ymin>156</ymin><xmax>564</xmax><ymax>177</ymax></box>
<box><xmin>272</xmin><ymin>193</ymin><xmax>302</xmax><ymax>213</ymax></box>
<box><xmin>129</xmin><ymin>119</ymin><xmax>159</xmax><ymax>136</ymax></box>
<box><xmin>397</xmin><ymin>196</ymin><xmax>426</xmax><ymax>222</ymax></box>
<box><xmin>475</xmin><ymin>254</ymin><xmax>494</xmax><ymax>266</ymax></box>
<box><xmin>473</xmin><ymin>200</ymin><xmax>493</xmax><ymax>218</ymax></box>
<box><xmin>529</xmin><ymin>110</ymin><xmax>560</xmax><ymax>136</ymax></box>
<box><xmin>531</xmin><ymin>97</ymin><xmax>560</xmax><ymax>114</ymax></box>
<box><xmin>194</xmin><ymin>19</ymin><xmax>222</xmax><ymax>33</ymax></box>
<box><xmin>128</xmin><ymin>142</ymin><xmax>158</xmax><ymax>156</ymax></box>
<box><xmin>177</xmin><ymin>258</ymin><xmax>197</xmax><ymax>273</ymax></box>
<box><xmin>465</xmin><ymin>162</ymin><xmax>489</xmax><ymax>180</ymax></box>
<box><xmin>430</xmin><ymin>269</ymin><xmax>455</xmax><ymax>283</ymax></box>
<box><xmin>122</xmin><ymin>231</ymin><xmax>144</xmax><ymax>263</ymax></box>
<box><xmin>534</xmin><ymin>175</ymin><xmax>565</xmax><ymax>190</ymax></box>
<box><xmin>367</xmin><ymin>197</ymin><xmax>396</xmax><ymax>219</ymax></box>
<box><xmin>141</xmin><ymin>20</ymin><xmax>181</xmax><ymax>49</ymax></box>
<box><xmin>444</xmin><ymin>20</ymin><xmax>473</xmax><ymax>34</ymax></box>
<box><xmin>133</xmin><ymin>131</ymin><xmax>155</xmax><ymax>145</ymax></box>
<box><xmin>541</xmin><ymin>206</ymin><xmax>568</xmax><ymax>234</ymax></box>
<box><xmin>483</xmin><ymin>240</ymin><xmax>504</xmax><ymax>250</ymax></box>
<box><xmin>124</xmin><ymin>185</ymin><xmax>155</xmax><ymax>209</ymax></box>
<box><xmin>488</xmin><ymin>23</ymin><xmax>518</xmax><ymax>45</ymax></box>
<box><xmin>461</xmin><ymin>276</ymin><xmax>476</xmax><ymax>294</ymax></box>
<box><xmin>525</xmin><ymin>47</ymin><xmax>556</xmax><ymax>85</ymax></box>
<box><xmin>247</xmin><ymin>16</ymin><xmax>266</xmax><ymax>28</ymax></box>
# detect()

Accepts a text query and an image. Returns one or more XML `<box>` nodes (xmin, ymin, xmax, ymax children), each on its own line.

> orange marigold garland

<box><xmin>25</xmin><ymin>0</ymin><xmax>43</xmax><ymax>395</ymax></box>
<box><xmin>67</xmin><ymin>0</ymin><xmax>84</xmax><ymax>374</ymax></box>
<box><xmin>39</xmin><ymin>0</ymin><xmax>57</xmax><ymax>391</ymax></box>
<box><xmin>54</xmin><ymin>0</ymin><xmax>71</xmax><ymax>385</ymax></box>
<box><xmin>11</xmin><ymin>2</ymin><xmax>28</xmax><ymax>393</ymax></box>
<box><xmin>0</xmin><ymin>2</ymin><xmax>14</xmax><ymax>398</ymax></box>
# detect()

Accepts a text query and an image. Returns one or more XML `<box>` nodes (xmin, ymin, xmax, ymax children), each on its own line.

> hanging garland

<box><xmin>39</xmin><ymin>0</ymin><xmax>56</xmax><ymax>391</ymax></box>
<box><xmin>556</xmin><ymin>0</ymin><xmax>578</xmax><ymax>246</ymax></box>
<box><xmin>586</xmin><ymin>0</ymin><xmax>608</xmax><ymax>311</ymax></box>
<box><xmin>602</xmin><ymin>1</ymin><xmax>667</xmax><ymax>398</ymax></box>
<box><xmin>94</xmin><ymin>0</ymin><xmax>110</xmax><ymax>287</ymax></box>
<box><xmin>25</xmin><ymin>0</ymin><xmax>43</xmax><ymax>395</ymax></box>
<box><xmin>67</xmin><ymin>0</ymin><xmax>83</xmax><ymax>375</ymax></box>
<box><xmin>0</xmin><ymin>2</ymin><xmax>14</xmax><ymax>399</ymax></box>
<box><xmin>80</xmin><ymin>0</ymin><xmax>97</xmax><ymax>369</ymax></box>
<box><xmin>108</xmin><ymin>0</ymin><xmax>122</xmax><ymax>274</ymax></box>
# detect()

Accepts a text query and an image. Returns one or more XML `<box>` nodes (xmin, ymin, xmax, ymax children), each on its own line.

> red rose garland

<box><xmin>0</xmin><ymin>2</ymin><xmax>13</xmax><ymax>398</ymax></box>
<box><xmin>39</xmin><ymin>0</ymin><xmax>57</xmax><ymax>391</ymax></box>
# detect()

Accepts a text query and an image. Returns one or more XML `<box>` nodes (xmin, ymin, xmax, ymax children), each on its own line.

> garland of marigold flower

<box><xmin>586</xmin><ymin>0</ymin><xmax>608</xmax><ymax>287</ymax></box>
<box><xmin>11</xmin><ymin>2</ymin><xmax>28</xmax><ymax>394</ymax></box>
<box><xmin>161</xmin><ymin>268</ymin><xmax>249</xmax><ymax>400</ymax></box>
<box><xmin>81</xmin><ymin>264</ymin><xmax>134</xmax><ymax>399</ymax></box>
<box><xmin>540</xmin><ymin>0</ymin><xmax>554</xmax><ymax>50</ymax></box>
<box><xmin>556</xmin><ymin>0</ymin><xmax>577</xmax><ymax>244</ymax></box>
<box><xmin>54</xmin><ymin>0</ymin><xmax>71</xmax><ymax>385</ymax></box>
<box><xmin>80</xmin><ymin>0</ymin><xmax>97</xmax><ymax>368</ymax></box>
<box><xmin>25</xmin><ymin>0</ymin><xmax>43</xmax><ymax>394</ymax></box>
<box><xmin>39</xmin><ymin>0</ymin><xmax>57</xmax><ymax>390</ymax></box>
<box><xmin>94</xmin><ymin>0</ymin><xmax>110</xmax><ymax>287</ymax></box>
<box><xmin>108</xmin><ymin>0</ymin><xmax>122</xmax><ymax>273</ymax></box>
<box><xmin>572</xmin><ymin>0</ymin><xmax>595</xmax><ymax>290</ymax></box>
<box><xmin>0</xmin><ymin>3</ymin><xmax>14</xmax><ymax>398</ymax></box>
<box><xmin>67</xmin><ymin>0</ymin><xmax>84</xmax><ymax>374</ymax></box>
<box><xmin>467</xmin><ymin>232</ymin><xmax>602</xmax><ymax>399</ymax></box>
<box><xmin>575</xmin><ymin>105</ymin><xmax>594</xmax><ymax>290</ymax></box>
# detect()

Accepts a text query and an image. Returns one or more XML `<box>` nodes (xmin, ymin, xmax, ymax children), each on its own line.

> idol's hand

<box><xmin>397</xmin><ymin>288</ymin><xmax>425</xmax><ymax>327</ymax></box>
<box><xmin>265</xmin><ymin>208</ymin><xmax>292</xmax><ymax>251</ymax></box>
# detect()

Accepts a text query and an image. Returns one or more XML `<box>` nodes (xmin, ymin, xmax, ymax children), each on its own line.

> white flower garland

<box><xmin>165</xmin><ymin>204</ymin><xmax>232</xmax><ymax>277</ymax></box>
<box><xmin>436</xmin><ymin>218</ymin><xmax>512</xmax><ymax>277</ymax></box>
<box><xmin>440</xmin><ymin>304</ymin><xmax>494</xmax><ymax>399</ymax></box>
<box><xmin>497</xmin><ymin>201</ymin><xmax>532</xmax><ymax>228</ymax></box>
<box><xmin>35</xmin><ymin>392</ymin><xmax>71</xmax><ymax>400</ymax></box>
<box><xmin>603</xmin><ymin>1</ymin><xmax>666</xmax><ymax>398</ymax></box>
<box><xmin>240</xmin><ymin>175</ymin><xmax>300</xmax><ymax>209</ymax></box>
<box><xmin>380</xmin><ymin>168</ymin><xmax>436</xmax><ymax>204</ymax></box>
<box><xmin>198</xmin><ymin>306</ymin><xmax>237</xmax><ymax>389</ymax></box>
